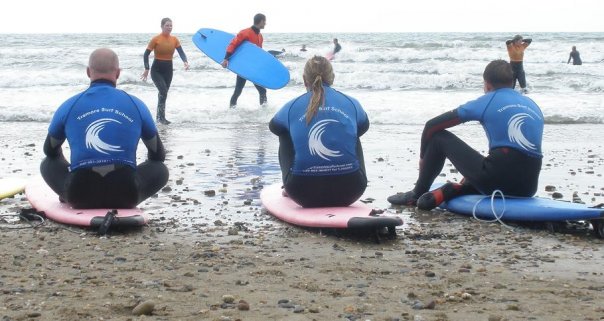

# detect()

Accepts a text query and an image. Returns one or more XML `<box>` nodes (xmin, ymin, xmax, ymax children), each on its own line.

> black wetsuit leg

<box><xmin>510</xmin><ymin>61</ymin><xmax>526</xmax><ymax>89</ymax></box>
<box><xmin>414</xmin><ymin>130</ymin><xmax>541</xmax><ymax>197</ymax></box>
<box><xmin>134</xmin><ymin>160</ymin><xmax>169</xmax><ymax>202</ymax></box>
<box><xmin>40</xmin><ymin>156</ymin><xmax>70</xmax><ymax>198</ymax></box>
<box><xmin>255</xmin><ymin>84</ymin><xmax>267</xmax><ymax>105</ymax></box>
<box><xmin>150</xmin><ymin>60</ymin><xmax>174</xmax><ymax>120</ymax></box>
<box><xmin>279</xmin><ymin>136</ymin><xmax>367</xmax><ymax>207</ymax></box>
<box><xmin>230</xmin><ymin>75</ymin><xmax>247</xmax><ymax>107</ymax></box>
<box><xmin>41</xmin><ymin>160</ymin><xmax>169</xmax><ymax>209</ymax></box>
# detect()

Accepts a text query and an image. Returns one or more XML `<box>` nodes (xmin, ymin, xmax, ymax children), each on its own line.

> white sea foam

<box><xmin>1</xmin><ymin>32</ymin><xmax>603</xmax><ymax>124</ymax></box>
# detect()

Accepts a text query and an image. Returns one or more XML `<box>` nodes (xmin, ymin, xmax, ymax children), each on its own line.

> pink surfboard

<box><xmin>25</xmin><ymin>178</ymin><xmax>148</xmax><ymax>228</ymax></box>
<box><xmin>260</xmin><ymin>183</ymin><xmax>403</xmax><ymax>230</ymax></box>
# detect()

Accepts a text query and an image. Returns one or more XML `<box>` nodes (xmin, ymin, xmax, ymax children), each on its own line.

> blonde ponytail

<box><xmin>303</xmin><ymin>56</ymin><xmax>335</xmax><ymax>125</ymax></box>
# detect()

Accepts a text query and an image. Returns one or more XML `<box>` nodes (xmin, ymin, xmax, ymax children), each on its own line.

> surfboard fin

<box><xmin>98</xmin><ymin>209</ymin><xmax>117</xmax><ymax>236</ymax></box>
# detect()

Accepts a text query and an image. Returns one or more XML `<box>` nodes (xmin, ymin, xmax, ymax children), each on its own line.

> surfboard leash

<box><xmin>471</xmin><ymin>190</ymin><xmax>515</xmax><ymax>231</ymax></box>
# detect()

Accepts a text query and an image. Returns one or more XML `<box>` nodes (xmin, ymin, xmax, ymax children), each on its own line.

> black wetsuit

<box><xmin>334</xmin><ymin>43</ymin><xmax>342</xmax><ymax>54</ymax></box>
<box><xmin>41</xmin><ymin>155</ymin><xmax>168</xmax><ymax>209</ymax></box>
<box><xmin>41</xmin><ymin>81</ymin><xmax>169</xmax><ymax>209</ymax></box>
<box><xmin>413</xmin><ymin>88</ymin><xmax>543</xmax><ymax>198</ymax></box>
<box><xmin>275</xmin><ymin>136</ymin><xmax>367</xmax><ymax>207</ymax></box>
<box><xmin>568</xmin><ymin>50</ymin><xmax>582</xmax><ymax>65</ymax></box>
<box><xmin>143</xmin><ymin>46</ymin><xmax>187</xmax><ymax>122</ymax></box>
<box><xmin>225</xmin><ymin>26</ymin><xmax>267</xmax><ymax>107</ymax></box>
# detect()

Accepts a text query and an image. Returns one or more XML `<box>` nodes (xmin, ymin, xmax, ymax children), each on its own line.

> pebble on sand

<box><xmin>132</xmin><ymin>300</ymin><xmax>155</xmax><ymax>316</ymax></box>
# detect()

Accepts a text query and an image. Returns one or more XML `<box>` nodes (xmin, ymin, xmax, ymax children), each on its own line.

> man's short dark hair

<box><xmin>483</xmin><ymin>60</ymin><xmax>514</xmax><ymax>89</ymax></box>
<box><xmin>254</xmin><ymin>13</ymin><xmax>266</xmax><ymax>25</ymax></box>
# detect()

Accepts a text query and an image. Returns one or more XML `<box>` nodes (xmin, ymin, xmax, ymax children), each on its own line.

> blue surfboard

<box><xmin>192</xmin><ymin>28</ymin><xmax>290</xmax><ymax>90</ymax></box>
<box><xmin>434</xmin><ymin>184</ymin><xmax>604</xmax><ymax>222</ymax></box>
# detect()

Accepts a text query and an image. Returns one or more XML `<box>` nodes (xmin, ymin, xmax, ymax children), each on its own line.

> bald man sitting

<box><xmin>41</xmin><ymin>48</ymin><xmax>168</xmax><ymax>209</ymax></box>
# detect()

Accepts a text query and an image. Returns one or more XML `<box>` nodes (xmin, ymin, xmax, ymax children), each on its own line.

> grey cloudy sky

<box><xmin>6</xmin><ymin>0</ymin><xmax>602</xmax><ymax>33</ymax></box>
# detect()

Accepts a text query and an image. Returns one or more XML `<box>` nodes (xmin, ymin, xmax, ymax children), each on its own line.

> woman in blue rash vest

<box><xmin>388</xmin><ymin>60</ymin><xmax>543</xmax><ymax>210</ymax></box>
<box><xmin>141</xmin><ymin>18</ymin><xmax>189</xmax><ymax>125</ymax></box>
<box><xmin>269</xmin><ymin>56</ymin><xmax>369</xmax><ymax>208</ymax></box>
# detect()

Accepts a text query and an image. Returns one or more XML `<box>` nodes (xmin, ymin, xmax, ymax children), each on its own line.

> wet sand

<box><xmin>1</xmin><ymin>121</ymin><xmax>604</xmax><ymax>321</ymax></box>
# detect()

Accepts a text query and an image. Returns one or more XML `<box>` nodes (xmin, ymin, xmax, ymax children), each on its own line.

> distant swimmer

<box><xmin>568</xmin><ymin>46</ymin><xmax>582</xmax><ymax>65</ymax></box>
<box><xmin>141</xmin><ymin>18</ymin><xmax>189</xmax><ymax>125</ymax></box>
<box><xmin>268</xmin><ymin>48</ymin><xmax>286</xmax><ymax>57</ymax></box>
<box><xmin>326</xmin><ymin>38</ymin><xmax>342</xmax><ymax>61</ymax></box>
<box><xmin>221</xmin><ymin>13</ymin><xmax>268</xmax><ymax>108</ymax></box>
<box><xmin>300</xmin><ymin>44</ymin><xmax>307</xmax><ymax>52</ymax></box>
<box><xmin>505</xmin><ymin>34</ymin><xmax>532</xmax><ymax>94</ymax></box>
<box><xmin>333</xmin><ymin>38</ymin><xmax>342</xmax><ymax>54</ymax></box>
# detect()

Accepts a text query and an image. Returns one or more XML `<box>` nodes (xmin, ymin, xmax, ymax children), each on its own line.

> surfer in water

<box><xmin>268</xmin><ymin>48</ymin><xmax>286</xmax><ymax>57</ymax></box>
<box><xmin>388</xmin><ymin>60</ymin><xmax>543</xmax><ymax>210</ymax></box>
<box><xmin>506</xmin><ymin>34</ymin><xmax>532</xmax><ymax>93</ymax></box>
<box><xmin>333</xmin><ymin>38</ymin><xmax>342</xmax><ymax>55</ymax></box>
<box><xmin>141</xmin><ymin>17</ymin><xmax>189</xmax><ymax>125</ymax></box>
<box><xmin>221</xmin><ymin>13</ymin><xmax>268</xmax><ymax>108</ymax></box>
<box><xmin>42</xmin><ymin>48</ymin><xmax>169</xmax><ymax>209</ymax></box>
<box><xmin>568</xmin><ymin>46</ymin><xmax>582</xmax><ymax>65</ymax></box>
<box><xmin>269</xmin><ymin>56</ymin><xmax>369</xmax><ymax>208</ymax></box>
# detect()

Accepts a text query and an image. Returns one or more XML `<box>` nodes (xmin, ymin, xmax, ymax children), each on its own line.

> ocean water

<box><xmin>1</xmin><ymin>32</ymin><xmax>603</xmax><ymax>125</ymax></box>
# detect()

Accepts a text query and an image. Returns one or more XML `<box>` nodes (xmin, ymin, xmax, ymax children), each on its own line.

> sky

<box><xmin>5</xmin><ymin>0</ymin><xmax>603</xmax><ymax>33</ymax></box>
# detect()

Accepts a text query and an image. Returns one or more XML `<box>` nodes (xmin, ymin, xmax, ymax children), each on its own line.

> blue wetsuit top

<box><xmin>270</xmin><ymin>85</ymin><xmax>369</xmax><ymax>176</ymax></box>
<box><xmin>457</xmin><ymin>88</ymin><xmax>543</xmax><ymax>158</ymax></box>
<box><xmin>48</xmin><ymin>80</ymin><xmax>158</xmax><ymax>171</ymax></box>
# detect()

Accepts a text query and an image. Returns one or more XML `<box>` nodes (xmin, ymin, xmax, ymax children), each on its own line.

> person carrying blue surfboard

<box><xmin>221</xmin><ymin>13</ymin><xmax>268</xmax><ymax>108</ymax></box>
<box><xmin>388</xmin><ymin>60</ymin><xmax>544</xmax><ymax>210</ymax></box>
<box><xmin>41</xmin><ymin>48</ymin><xmax>169</xmax><ymax>209</ymax></box>
<box><xmin>269</xmin><ymin>56</ymin><xmax>369</xmax><ymax>208</ymax></box>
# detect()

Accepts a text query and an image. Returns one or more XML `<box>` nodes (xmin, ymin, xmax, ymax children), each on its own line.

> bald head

<box><xmin>87</xmin><ymin>48</ymin><xmax>120</xmax><ymax>83</ymax></box>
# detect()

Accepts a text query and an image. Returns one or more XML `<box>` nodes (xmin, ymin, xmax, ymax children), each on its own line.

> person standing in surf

<box><xmin>141</xmin><ymin>17</ymin><xmax>189</xmax><ymax>125</ymax></box>
<box><xmin>221</xmin><ymin>13</ymin><xmax>268</xmax><ymax>108</ymax></box>
<box><xmin>269</xmin><ymin>56</ymin><xmax>369</xmax><ymax>208</ymax></box>
<box><xmin>388</xmin><ymin>60</ymin><xmax>543</xmax><ymax>210</ymax></box>
<box><xmin>42</xmin><ymin>48</ymin><xmax>169</xmax><ymax>209</ymax></box>
<box><xmin>568</xmin><ymin>46</ymin><xmax>582</xmax><ymax>65</ymax></box>
<box><xmin>333</xmin><ymin>38</ymin><xmax>342</xmax><ymax>55</ymax></box>
<box><xmin>506</xmin><ymin>34</ymin><xmax>532</xmax><ymax>93</ymax></box>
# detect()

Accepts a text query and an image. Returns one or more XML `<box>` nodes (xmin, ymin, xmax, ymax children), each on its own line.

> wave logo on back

<box><xmin>507</xmin><ymin>113</ymin><xmax>536</xmax><ymax>151</ymax></box>
<box><xmin>308</xmin><ymin>119</ymin><xmax>343</xmax><ymax>161</ymax></box>
<box><xmin>85</xmin><ymin>118</ymin><xmax>123</xmax><ymax>154</ymax></box>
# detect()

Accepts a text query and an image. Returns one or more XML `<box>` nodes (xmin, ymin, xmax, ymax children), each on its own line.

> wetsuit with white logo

<box><xmin>269</xmin><ymin>85</ymin><xmax>369</xmax><ymax>207</ymax></box>
<box><xmin>41</xmin><ymin>80</ymin><xmax>169</xmax><ymax>209</ymax></box>
<box><xmin>413</xmin><ymin>87</ymin><xmax>543</xmax><ymax>197</ymax></box>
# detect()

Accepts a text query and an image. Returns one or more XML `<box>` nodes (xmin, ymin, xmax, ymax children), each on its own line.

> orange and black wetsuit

<box><xmin>143</xmin><ymin>34</ymin><xmax>188</xmax><ymax>122</ymax></box>
<box><xmin>224</xmin><ymin>26</ymin><xmax>267</xmax><ymax>107</ymax></box>
<box><xmin>506</xmin><ymin>38</ymin><xmax>532</xmax><ymax>90</ymax></box>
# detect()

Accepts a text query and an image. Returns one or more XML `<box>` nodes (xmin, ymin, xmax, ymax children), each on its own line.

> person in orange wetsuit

<box><xmin>506</xmin><ymin>34</ymin><xmax>532</xmax><ymax>94</ymax></box>
<box><xmin>221</xmin><ymin>13</ymin><xmax>267</xmax><ymax>108</ymax></box>
<box><xmin>141</xmin><ymin>18</ymin><xmax>189</xmax><ymax>124</ymax></box>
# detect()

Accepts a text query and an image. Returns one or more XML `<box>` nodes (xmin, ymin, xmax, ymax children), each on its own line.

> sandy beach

<box><xmin>1</xmin><ymin>121</ymin><xmax>604</xmax><ymax>321</ymax></box>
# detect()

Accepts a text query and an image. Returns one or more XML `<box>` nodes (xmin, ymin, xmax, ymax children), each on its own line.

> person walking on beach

<box><xmin>141</xmin><ymin>17</ymin><xmax>189</xmax><ymax>125</ymax></box>
<box><xmin>42</xmin><ymin>48</ymin><xmax>169</xmax><ymax>209</ymax></box>
<box><xmin>568</xmin><ymin>46</ymin><xmax>582</xmax><ymax>65</ymax></box>
<box><xmin>221</xmin><ymin>13</ymin><xmax>268</xmax><ymax>108</ymax></box>
<box><xmin>388</xmin><ymin>60</ymin><xmax>543</xmax><ymax>210</ymax></box>
<box><xmin>269</xmin><ymin>56</ymin><xmax>369</xmax><ymax>207</ymax></box>
<box><xmin>506</xmin><ymin>34</ymin><xmax>532</xmax><ymax>93</ymax></box>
